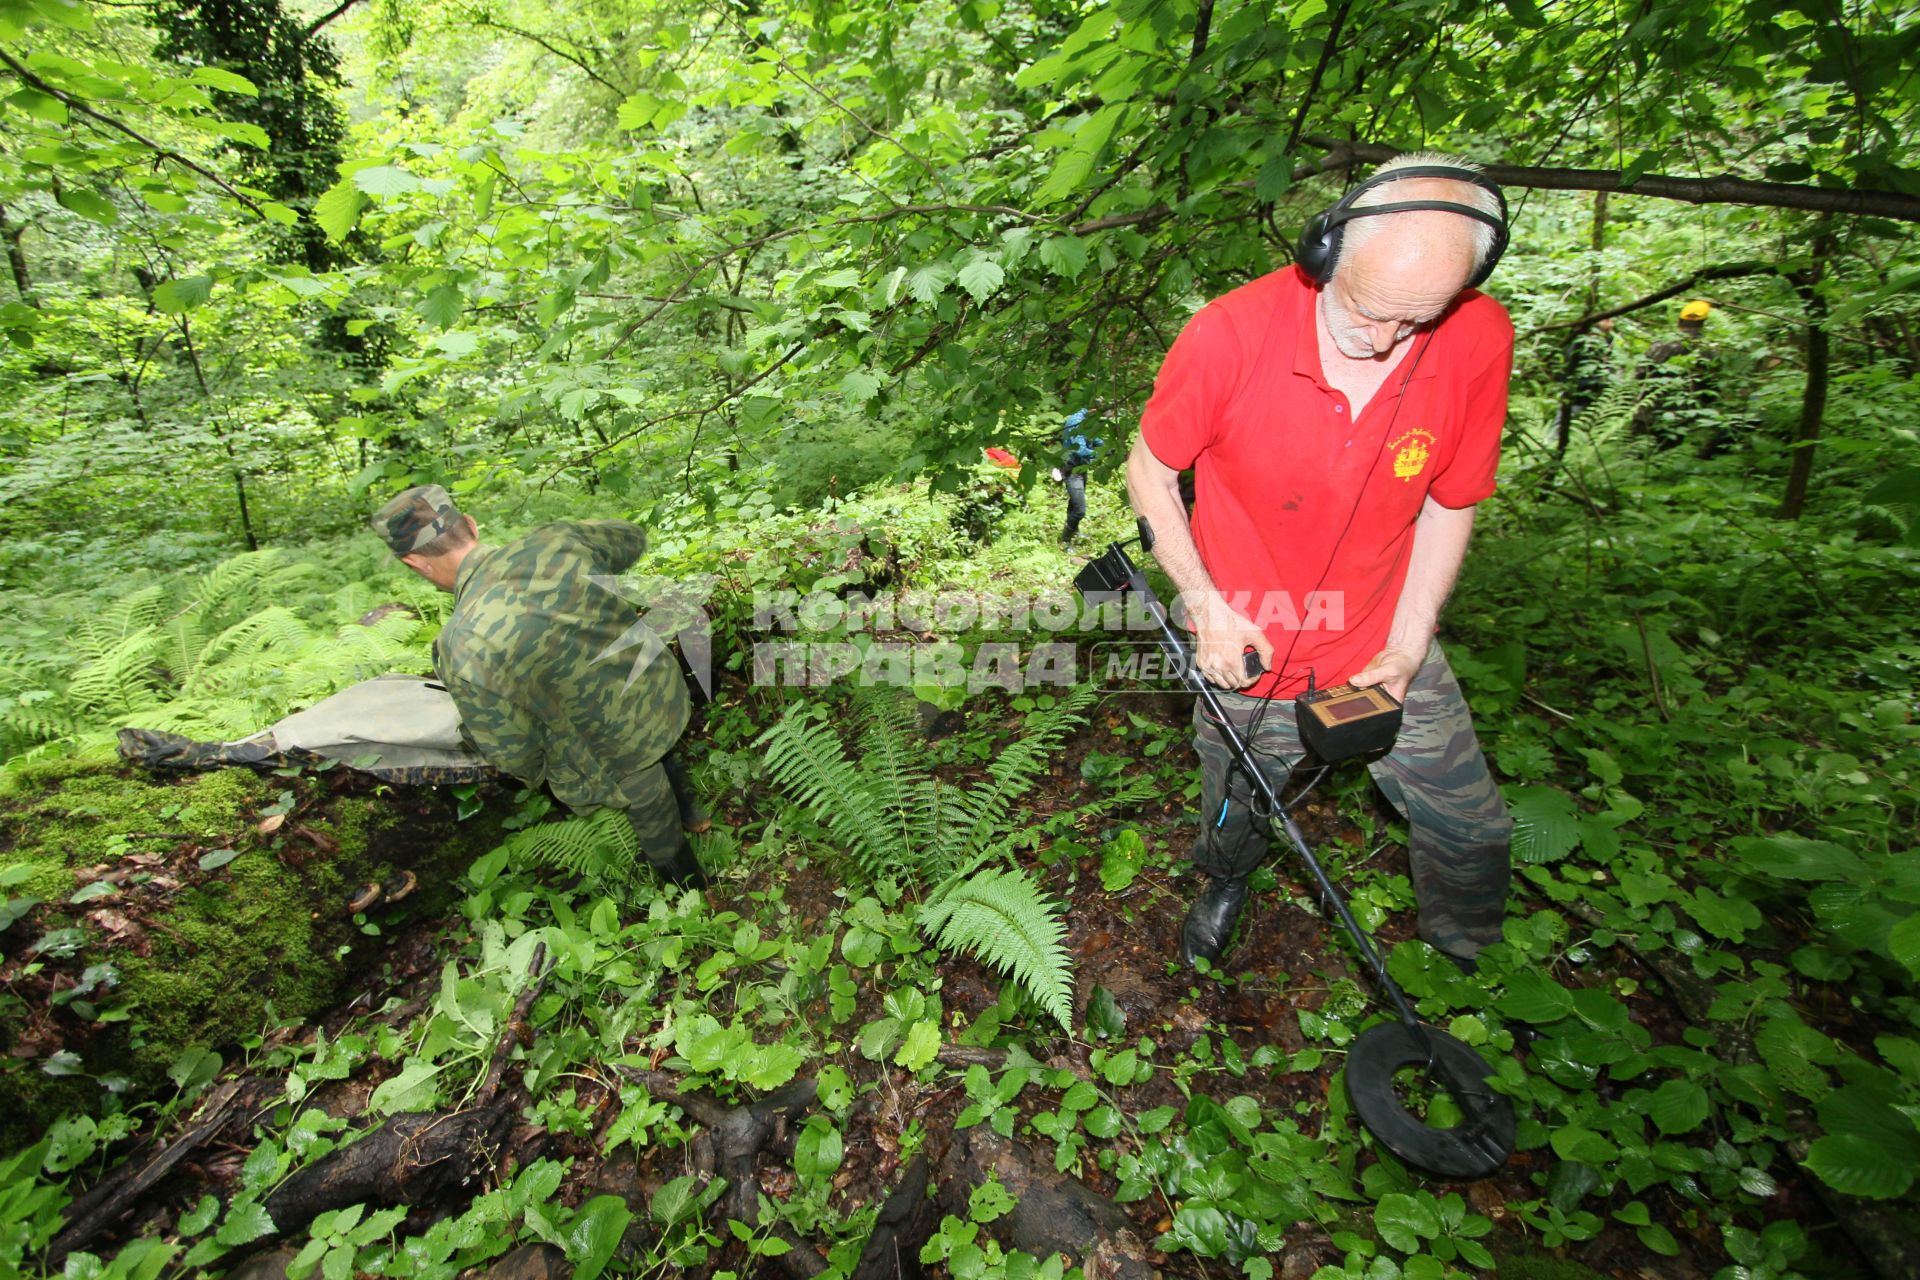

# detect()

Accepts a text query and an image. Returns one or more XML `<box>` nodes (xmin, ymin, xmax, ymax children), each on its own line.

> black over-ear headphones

<box><xmin>1295</xmin><ymin>165</ymin><xmax>1510</xmax><ymax>290</ymax></box>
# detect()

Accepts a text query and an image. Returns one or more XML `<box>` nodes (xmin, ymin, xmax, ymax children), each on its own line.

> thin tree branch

<box><xmin>1537</xmin><ymin>261</ymin><xmax>1784</xmax><ymax>332</ymax></box>
<box><xmin>469</xmin><ymin>16</ymin><xmax>626</xmax><ymax>96</ymax></box>
<box><xmin>1303</xmin><ymin>134</ymin><xmax>1920</xmax><ymax>222</ymax></box>
<box><xmin>0</xmin><ymin>47</ymin><xmax>266</xmax><ymax>218</ymax></box>
<box><xmin>301</xmin><ymin>0</ymin><xmax>365</xmax><ymax>40</ymax></box>
<box><xmin>1283</xmin><ymin>0</ymin><xmax>1352</xmax><ymax>157</ymax></box>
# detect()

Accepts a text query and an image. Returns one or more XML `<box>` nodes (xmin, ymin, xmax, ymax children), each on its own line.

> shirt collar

<box><xmin>451</xmin><ymin>545</ymin><xmax>492</xmax><ymax>603</ymax></box>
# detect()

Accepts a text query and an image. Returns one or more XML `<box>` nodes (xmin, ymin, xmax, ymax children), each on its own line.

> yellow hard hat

<box><xmin>1679</xmin><ymin>299</ymin><xmax>1713</xmax><ymax>322</ymax></box>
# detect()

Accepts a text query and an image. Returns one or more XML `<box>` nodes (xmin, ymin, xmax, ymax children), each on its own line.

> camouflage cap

<box><xmin>371</xmin><ymin>484</ymin><xmax>463</xmax><ymax>555</ymax></box>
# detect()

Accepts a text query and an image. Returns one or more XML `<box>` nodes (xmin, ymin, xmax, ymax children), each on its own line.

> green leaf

<box><xmin>1804</xmin><ymin>1134</ymin><xmax>1915</xmax><ymax>1199</ymax></box>
<box><xmin>368</xmin><ymin>1058</ymin><xmax>440</xmax><ymax>1114</ymax></box>
<box><xmin>419</xmin><ymin>284</ymin><xmax>465</xmax><ymax>330</ymax></box>
<box><xmin>352</xmin><ymin>165</ymin><xmax>422</xmax><ymax>198</ymax></box>
<box><xmin>1495</xmin><ymin>969</ymin><xmax>1574</xmax><ymax>1024</ymax></box>
<box><xmin>839</xmin><ymin>369</ymin><xmax>882</xmax><ymax>402</ymax></box>
<box><xmin>8</xmin><ymin>88</ymin><xmax>68</xmax><ymax>123</ymax></box>
<box><xmin>905</xmin><ymin>262</ymin><xmax>953</xmax><ymax>304</ymax></box>
<box><xmin>314</xmin><ymin>180</ymin><xmax>368</xmax><ymax>243</ymax></box>
<box><xmin>177</xmin><ymin>1194</ymin><xmax>220</xmax><ymax>1237</ymax></box>
<box><xmin>1728</xmin><ymin>835</ymin><xmax>1864</xmax><ymax>881</ymax></box>
<box><xmin>1887</xmin><ymin>913</ymin><xmax>1920</xmax><ymax>977</ymax></box>
<box><xmin>894</xmin><ymin>1020</ymin><xmax>941</xmax><ymax>1072</ymax></box>
<box><xmin>955</xmin><ymin>254</ymin><xmax>1005</xmax><ymax>303</ymax></box>
<box><xmin>1034</xmin><ymin>104</ymin><xmax>1123</xmax><ymax>206</ymax></box>
<box><xmin>1646</xmin><ymin>1078</ymin><xmax>1710</xmax><ymax>1135</ymax></box>
<box><xmin>215</xmin><ymin>1200</ymin><xmax>277</xmax><ymax>1248</ymax></box>
<box><xmin>795</xmin><ymin>1115</ymin><xmax>843</xmax><ymax>1179</ymax></box>
<box><xmin>56</xmin><ymin>188</ymin><xmax>117</xmax><ymax>224</ymax></box>
<box><xmin>968</xmin><ymin>1175</ymin><xmax>1015</xmax><ymax>1223</ymax></box>
<box><xmin>567</xmin><ymin>1195</ymin><xmax>632</xmax><ymax>1280</ymax></box>
<box><xmin>1506</xmin><ymin>786</ymin><xmax>1580</xmax><ymax>862</ymax></box>
<box><xmin>741</xmin><ymin>1040</ymin><xmax>803</xmax><ymax>1090</ymax></box>
<box><xmin>1037</xmin><ymin>235</ymin><xmax>1090</xmax><ymax>280</ymax></box>
<box><xmin>1754</xmin><ymin>1017</ymin><xmax>1837</xmax><ymax>1099</ymax></box>
<box><xmin>1374</xmin><ymin>1192</ymin><xmax>1440</xmax><ymax>1253</ymax></box>
<box><xmin>191</xmin><ymin>66</ymin><xmax>258</xmax><ymax>95</ymax></box>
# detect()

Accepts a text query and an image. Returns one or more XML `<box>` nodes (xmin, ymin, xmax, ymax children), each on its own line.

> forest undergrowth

<box><xmin>0</xmin><ymin>432</ymin><xmax>1915</xmax><ymax>1280</ymax></box>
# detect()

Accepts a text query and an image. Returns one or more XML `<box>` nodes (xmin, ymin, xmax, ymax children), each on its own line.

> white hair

<box><xmin>1337</xmin><ymin>151</ymin><xmax>1502</xmax><ymax>277</ymax></box>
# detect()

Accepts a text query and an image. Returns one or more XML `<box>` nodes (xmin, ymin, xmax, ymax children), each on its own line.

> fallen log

<box><xmin>849</xmin><ymin>1153</ymin><xmax>935</xmax><ymax>1280</ymax></box>
<box><xmin>617</xmin><ymin>1067</ymin><xmax>824</xmax><ymax>1279</ymax></box>
<box><xmin>49</xmin><ymin>1077</ymin><xmax>278</xmax><ymax>1268</ymax></box>
<box><xmin>937</xmin><ymin>1126</ymin><xmax>1157</xmax><ymax>1280</ymax></box>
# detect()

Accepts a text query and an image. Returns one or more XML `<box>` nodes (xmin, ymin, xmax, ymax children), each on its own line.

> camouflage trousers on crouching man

<box><xmin>1191</xmin><ymin>639</ymin><xmax>1512</xmax><ymax>961</ymax></box>
<box><xmin>623</xmin><ymin>748</ymin><xmax>709</xmax><ymax>875</ymax></box>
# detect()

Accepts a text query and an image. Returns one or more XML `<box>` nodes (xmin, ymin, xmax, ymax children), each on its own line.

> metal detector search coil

<box><xmin>1297</xmin><ymin>682</ymin><xmax>1403</xmax><ymax>761</ymax></box>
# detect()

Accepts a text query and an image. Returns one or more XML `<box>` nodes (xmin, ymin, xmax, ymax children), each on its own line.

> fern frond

<box><xmin>921</xmin><ymin>867</ymin><xmax>1074</xmax><ymax>1031</ymax></box>
<box><xmin>949</xmin><ymin>686</ymin><xmax>1097</xmax><ymax>867</ymax></box>
<box><xmin>498</xmin><ymin>808</ymin><xmax>642</xmax><ymax>896</ymax></box>
<box><xmin>856</xmin><ymin>692</ymin><xmax>930</xmax><ymax>868</ymax></box>
<box><xmin>757</xmin><ymin>703</ymin><xmax>910</xmax><ymax>883</ymax></box>
<box><xmin>66</xmin><ymin>626</ymin><xmax>167</xmax><ymax>715</ymax></box>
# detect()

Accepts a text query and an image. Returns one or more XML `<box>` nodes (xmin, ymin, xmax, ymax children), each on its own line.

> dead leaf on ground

<box><xmin>257</xmin><ymin>813</ymin><xmax>286</xmax><ymax>835</ymax></box>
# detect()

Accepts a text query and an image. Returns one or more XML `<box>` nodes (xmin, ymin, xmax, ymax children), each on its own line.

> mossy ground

<box><xmin>0</xmin><ymin>758</ymin><xmax>508</xmax><ymax>1145</ymax></box>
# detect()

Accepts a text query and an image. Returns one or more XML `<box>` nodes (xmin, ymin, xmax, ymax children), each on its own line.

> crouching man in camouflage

<box><xmin>372</xmin><ymin>485</ymin><xmax>707</xmax><ymax>885</ymax></box>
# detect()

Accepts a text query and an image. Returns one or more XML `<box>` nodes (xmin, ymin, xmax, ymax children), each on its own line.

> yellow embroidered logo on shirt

<box><xmin>1388</xmin><ymin>428</ymin><xmax>1436</xmax><ymax>480</ymax></box>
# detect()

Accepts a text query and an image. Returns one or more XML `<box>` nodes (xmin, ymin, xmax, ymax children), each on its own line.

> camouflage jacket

<box><xmin>434</xmin><ymin>520</ymin><xmax>690</xmax><ymax>811</ymax></box>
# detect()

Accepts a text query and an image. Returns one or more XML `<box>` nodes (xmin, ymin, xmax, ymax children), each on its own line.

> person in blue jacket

<box><xmin>1059</xmin><ymin>408</ymin><xmax>1103</xmax><ymax>546</ymax></box>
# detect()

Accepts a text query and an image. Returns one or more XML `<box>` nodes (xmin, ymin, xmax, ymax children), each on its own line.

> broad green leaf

<box><xmin>420</xmin><ymin>284</ymin><xmax>464</xmax><ymax>330</ymax></box>
<box><xmin>368</xmin><ymin>1058</ymin><xmax>440</xmax><ymax>1114</ymax></box>
<box><xmin>955</xmin><ymin>254</ymin><xmax>1005</xmax><ymax>303</ymax></box>
<box><xmin>1646</xmin><ymin>1078</ymin><xmax>1710</xmax><ymax>1134</ymax></box>
<box><xmin>1495</xmin><ymin>968</ymin><xmax>1574</xmax><ymax>1024</ymax></box>
<box><xmin>894</xmin><ymin>1019</ymin><xmax>941</xmax><ymax>1071</ymax></box>
<box><xmin>56</xmin><ymin>188</ymin><xmax>117</xmax><ymax>224</ymax></box>
<box><xmin>1507</xmin><ymin>786</ymin><xmax>1580</xmax><ymax>863</ymax></box>
<box><xmin>153</xmin><ymin>276</ymin><xmax>214</xmax><ymax>314</ymax></box>
<box><xmin>1727</xmin><ymin>834</ymin><xmax>1864</xmax><ymax>881</ymax></box>
<box><xmin>215</xmin><ymin>1200</ymin><xmax>276</xmax><ymax>1248</ymax></box>
<box><xmin>191</xmin><ymin>66</ymin><xmax>258</xmax><ymax>95</ymax></box>
<box><xmin>795</xmin><ymin>1114</ymin><xmax>843</xmax><ymax>1179</ymax></box>
<box><xmin>8</xmin><ymin>88</ymin><xmax>67</xmax><ymax>122</ymax></box>
<box><xmin>1034</xmin><ymin>104</ymin><xmax>1123</xmax><ymax>205</ymax></box>
<box><xmin>1804</xmin><ymin>1134</ymin><xmax>1915</xmax><ymax>1199</ymax></box>
<box><xmin>314</xmin><ymin>181</ymin><xmax>367</xmax><ymax>243</ymax></box>
<box><xmin>1887</xmin><ymin>913</ymin><xmax>1920</xmax><ymax>977</ymax></box>
<box><xmin>1375</xmin><ymin>1192</ymin><xmax>1440</xmax><ymax>1253</ymax></box>
<box><xmin>353</xmin><ymin>165</ymin><xmax>422</xmax><ymax>198</ymax></box>
<box><xmin>905</xmin><ymin>262</ymin><xmax>952</xmax><ymax>304</ymax></box>
<box><xmin>567</xmin><ymin>1195</ymin><xmax>632</xmax><ymax>1280</ymax></box>
<box><xmin>1754</xmin><ymin>1017</ymin><xmax>1837</xmax><ymax>1099</ymax></box>
<box><xmin>1037</xmin><ymin>235</ymin><xmax>1090</xmax><ymax>280</ymax></box>
<box><xmin>839</xmin><ymin>369</ymin><xmax>882</xmax><ymax>402</ymax></box>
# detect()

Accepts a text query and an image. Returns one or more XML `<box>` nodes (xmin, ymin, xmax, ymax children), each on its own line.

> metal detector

<box><xmin>1076</xmin><ymin>526</ymin><xmax>1514</xmax><ymax>1179</ymax></box>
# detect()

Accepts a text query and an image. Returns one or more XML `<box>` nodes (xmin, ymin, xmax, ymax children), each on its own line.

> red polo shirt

<box><xmin>1140</xmin><ymin>265</ymin><xmax>1511</xmax><ymax>698</ymax></box>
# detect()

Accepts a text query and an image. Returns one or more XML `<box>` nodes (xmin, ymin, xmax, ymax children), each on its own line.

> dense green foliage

<box><xmin>1</xmin><ymin>0</ymin><xmax>1918</xmax><ymax>1278</ymax></box>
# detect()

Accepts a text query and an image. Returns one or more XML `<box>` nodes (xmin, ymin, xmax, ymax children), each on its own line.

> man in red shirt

<box><xmin>1127</xmin><ymin>153</ymin><xmax>1514</xmax><ymax>971</ymax></box>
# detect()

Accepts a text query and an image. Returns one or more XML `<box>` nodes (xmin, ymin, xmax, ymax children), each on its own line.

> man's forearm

<box><xmin>1385</xmin><ymin>497</ymin><xmax>1476</xmax><ymax>658</ymax></box>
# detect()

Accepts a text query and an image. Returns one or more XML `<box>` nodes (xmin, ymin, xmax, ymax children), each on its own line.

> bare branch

<box><xmin>1304</xmin><ymin>135</ymin><xmax>1920</xmax><ymax>222</ymax></box>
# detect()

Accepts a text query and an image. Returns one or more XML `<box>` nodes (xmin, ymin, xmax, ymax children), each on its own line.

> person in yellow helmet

<box><xmin>1678</xmin><ymin>299</ymin><xmax>1713</xmax><ymax>334</ymax></box>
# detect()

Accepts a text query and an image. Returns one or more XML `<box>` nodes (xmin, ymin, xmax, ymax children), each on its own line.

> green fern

<box><xmin>496</xmin><ymin>808</ymin><xmax>645</xmax><ymax>899</ymax></box>
<box><xmin>757</xmin><ymin>687</ymin><xmax>1093</xmax><ymax>1028</ymax></box>
<box><xmin>920</xmin><ymin>867</ymin><xmax>1073</xmax><ymax>1030</ymax></box>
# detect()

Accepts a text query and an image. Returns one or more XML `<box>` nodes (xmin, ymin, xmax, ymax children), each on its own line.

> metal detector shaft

<box><xmin>1118</xmin><ymin>566</ymin><xmax>1424</xmax><ymax>1032</ymax></box>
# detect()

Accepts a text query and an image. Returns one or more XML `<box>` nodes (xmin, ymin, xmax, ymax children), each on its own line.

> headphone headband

<box><xmin>1296</xmin><ymin>164</ymin><xmax>1510</xmax><ymax>290</ymax></box>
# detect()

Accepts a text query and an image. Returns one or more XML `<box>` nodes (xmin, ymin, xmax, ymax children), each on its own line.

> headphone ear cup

<box><xmin>1296</xmin><ymin>211</ymin><xmax>1336</xmax><ymax>284</ymax></box>
<box><xmin>1463</xmin><ymin>220</ymin><xmax>1509</xmax><ymax>290</ymax></box>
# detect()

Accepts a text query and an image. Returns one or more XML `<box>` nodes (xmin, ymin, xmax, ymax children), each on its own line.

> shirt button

<box><xmin>1335</xmin><ymin>405</ymin><xmax>1345</xmax><ymax>413</ymax></box>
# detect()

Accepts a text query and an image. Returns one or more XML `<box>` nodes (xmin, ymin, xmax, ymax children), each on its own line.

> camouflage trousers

<box><xmin>622</xmin><ymin>748</ymin><xmax>704</xmax><ymax>870</ymax></box>
<box><xmin>1191</xmin><ymin>640</ymin><xmax>1512</xmax><ymax>960</ymax></box>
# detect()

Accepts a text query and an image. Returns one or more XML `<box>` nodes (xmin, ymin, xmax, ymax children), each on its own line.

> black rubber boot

<box><xmin>652</xmin><ymin>838</ymin><xmax>707</xmax><ymax>888</ymax></box>
<box><xmin>661</xmin><ymin>749</ymin><xmax>711</xmax><ymax>834</ymax></box>
<box><xmin>1180</xmin><ymin>874</ymin><xmax>1250</xmax><ymax>969</ymax></box>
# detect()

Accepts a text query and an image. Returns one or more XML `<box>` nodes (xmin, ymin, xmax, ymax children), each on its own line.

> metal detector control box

<box><xmin>1297</xmin><ymin>683</ymin><xmax>1404</xmax><ymax>761</ymax></box>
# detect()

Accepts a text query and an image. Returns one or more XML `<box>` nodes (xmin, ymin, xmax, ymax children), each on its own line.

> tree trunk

<box><xmin>1777</xmin><ymin>226</ymin><xmax>1832</xmax><ymax>520</ymax></box>
<box><xmin>0</xmin><ymin>202</ymin><xmax>32</xmax><ymax>304</ymax></box>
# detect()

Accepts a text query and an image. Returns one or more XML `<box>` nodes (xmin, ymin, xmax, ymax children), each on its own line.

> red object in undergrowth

<box><xmin>984</xmin><ymin>447</ymin><xmax>1020</xmax><ymax>469</ymax></box>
